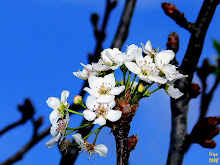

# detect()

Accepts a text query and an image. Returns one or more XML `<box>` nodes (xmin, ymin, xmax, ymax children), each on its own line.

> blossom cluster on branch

<box><xmin>45</xmin><ymin>40</ymin><xmax>187</xmax><ymax>159</ymax></box>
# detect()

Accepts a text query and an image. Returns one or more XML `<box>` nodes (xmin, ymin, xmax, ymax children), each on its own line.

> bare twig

<box><xmin>166</xmin><ymin>0</ymin><xmax>219</xmax><ymax>165</ymax></box>
<box><xmin>1</xmin><ymin>126</ymin><xmax>50</xmax><ymax>165</ymax></box>
<box><xmin>111</xmin><ymin>0</ymin><xmax>137</xmax><ymax>49</ymax></box>
<box><xmin>162</xmin><ymin>3</ymin><xmax>194</xmax><ymax>33</ymax></box>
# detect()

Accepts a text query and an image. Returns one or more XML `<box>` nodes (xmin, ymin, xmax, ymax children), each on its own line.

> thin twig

<box><xmin>1</xmin><ymin>126</ymin><xmax>50</xmax><ymax>165</ymax></box>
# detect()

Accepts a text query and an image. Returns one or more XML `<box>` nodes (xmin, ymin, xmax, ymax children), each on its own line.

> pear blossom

<box><xmin>84</xmin><ymin>73</ymin><xmax>125</xmax><ymax>103</ymax></box>
<box><xmin>125</xmin><ymin>54</ymin><xmax>167</xmax><ymax>84</ymax></box>
<box><xmin>83</xmin><ymin>95</ymin><xmax>122</xmax><ymax>125</ymax></box>
<box><xmin>88</xmin><ymin>48</ymin><xmax>123</xmax><ymax>72</ymax></box>
<box><xmin>165</xmin><ymin>81</ymin><xmax>183</xmax><ymax>99</ymax></box>
<box><xmin>101</xmin><ymin>48</ymin><xmax>123</xmax><ymax>67</ymax></box>
<box><xmin>73</xmin><ymin>133</ymin><xmax>108</xmax><ymax>158</ymax></box>
<box><xmin>141</xmin><ymin>40</ymin><xmax>159</xmax><ymax>56</ymax></box>
<box><xmin>114</xmin><ymin>44</ymin><xmax>142</xmax><ymax>64</ymax></box>
<box><xmin>45</xmin><ymin>90</ymin><xmax>70</xmax><ymax>148</ymax></box>
<box><xmin>154</xmin><ymin>50</ymin><xmax>186</xmax><ymax>81</ymax></box>
<box><xmin>45</xmin><ymin>114</ymin><xmax>70</xmax><ymax>148</ymax></box>
<box><xmin>46</xmin><ymin>90</ymin><xmax>70</xmax><ymax>124</ymax></box>
<box><xmin>73</xmin><ymin>63</ymin><xmax>99</xmax><ymax>80</ymax></box>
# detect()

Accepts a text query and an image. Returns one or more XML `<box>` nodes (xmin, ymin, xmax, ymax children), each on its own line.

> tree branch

<box><xmin>111</xmin><ymin>0</ymin><xmax>137</xmax><ymax>49</ymax></box>
<box><xmin>1</xmin><ymin>126</ymin><xmax>50</xmax><ymax>165</ymax></box>
<box><xmin>162</xmin><ymin>3</ymin><xmax>194</xmax><ymax>33</ymax></box>
<box><xmin>166</xmin><ymin>0</ymin><xmax>219</xmax><ymax>165</ymax></box>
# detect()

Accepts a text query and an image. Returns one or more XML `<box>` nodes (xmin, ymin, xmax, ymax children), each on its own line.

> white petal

<box><xmin>65</xmin><ymin>112</ymin><xmax>70</xmax><ymax>125</ymax></box>
<box><xmin>105</xmin><ymin>110</ymin><xmax>122</xmax><ymax>122</ymax></box>
<box><xmin>167</xmin><ymin>85</ymin><xmax>183</xmax><ymax>99</ymax></box>
<box><xmin>136</xmin><ymin>53</ymin><xmax>145</xmax><ymax>67</ymax></box>
<box><xmin>83</xmin><ymin>110</ymin><xmax>97</xmax><ymax>121</ymax></box>
<box><xmin>61</xmin><ymin>90</ymin><xmax>69</xmax><ymax>105</ymax></box>
<box><xmin>114</xmin><ymin>53</ymin><xmax>127</xmax><ymax>64</ymax></box>
<box><xmin>103</xmin><ymin>99</ymin><xmax>116</xmax><ymax>109</ymax></box>
<box><xmin>46</xmin><ymin>97</ymin><xmax>61</xmax><ymax>110</ymax></box>
<box><xmin>127</xmin><ymin>49</ymin><xmax>138</xmax><ymax>61</ymax></box>
<box><xmin>50</xmin><ymin>124</ymin><xmax>59</xmax><ymax>137</ymax></box>
<box><xmin>138</xmin><ymin>74</ymin><xmax>151</xmax><ymax>83</ymax></box>
<box><xmin>83</xmin><ymin>87</ymin><xmax>100</xmax><ymax>98</ymax></box>
<box><xmin>96</xmin><ymin>95</ymin><xmax>115</xmax><ymax>104</ymax></box>
<box><xmin>110</xmin><ymin>64</ymin><xmax>121</xmax><ymax>70</ymax></box>
<box><xmin>124</xmin><ymin>61</ymin><xmax>140</xmax><ymax>75</ymax></box>
<box><xmin>143</xmin><ymin>55</ymin><xmax>153</xmax><ymax>63</ymax></box>
<box><xmin>101</xmin><ymin>49</ymin><xmax>114</xmax><ymax>64</ymax></box>
<box><xmin>143</xmin><ymin>40</ymin><xmax>152</xmax><ymax>53</ymax></box>
<box><xmin>149</xmin><ymin>75</ymin><xmax>167</xmax><ymax>84</ymax></box>
<box><xmin>155</xmin><ymin>50</ymin><xmax>174</xmax><ymax>67</ymax></box>
<box><xmin>92</xmin><ymin>63</ymin><xmax>109</xmax><ymax>71</ymax></box>
<box><xmin>88</xmin><ymin>75</ymin><xmax>103</xmax><ymax>91</ymax></box>
<box><xmin>103</xmin><ymin>73</ymin><xmax>115</xmax><ymax>88</ymax></box>
<box><xmin>93</xmin><ymin>116</ymin><xmax>106</xmax><ymax>125</ymax></box>
<box><xmin>81</xmin><ymin>63</ymin><xmax>93</xmax><ymax>71</ymax></box>
<box><xmin>45</xmin><ymin>132</ymin><xmax>61</xmax><ymax>148</ymax></box>
<box><xmin>73</xmin><ymin>70</ymin><xmax>88</xmax><ymax>80</ymax></box>
<box><xmin>109</xmin><ymin>86</ymin><xmax>125</xmax><ymax>95</ymax></box>
<box><xmin>49</xmin><ymin>109</ymin><xmax>61</xmax><ymax>124</ymax></box>
<box><xmin>73</xmin><ymin>133</ymin><xmax>85</xmax><ymax>147</ymax></box>
<box><xmin>94</xmin><ymin>144</ymin><xmax>108</xmax><ymax>157</ymax></box>
<box><xmin>86</xmin><ymin>95</ymin><xmax>99</xmax><ymax>111</ymax></box>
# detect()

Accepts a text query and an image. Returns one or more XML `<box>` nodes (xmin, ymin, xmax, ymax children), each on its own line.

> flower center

<box><xmin>98</xmin><ymin>84</ymin><xmax>110</xmax><ymax>95</ymax></box>
<box><xmin>96</xmin><ymin>105</ymin><xmax>107</xmax><ymax>117</ymax></box>
<box><xmin>86</xmin><ymin>71</ymin><xmax>91</xmax><ymax>76</ymax></box>
<box><xmin>140</xmin><ymin>63</ymin><xmax>159</xmax><ymax>77</ymax></box>
<box><xmin>56</xmin><ymin>118</ymin><xmax>66</xmax><ymax>132</ymax></box>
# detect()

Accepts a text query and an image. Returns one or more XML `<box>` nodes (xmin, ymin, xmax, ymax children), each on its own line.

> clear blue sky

<box><xmin>0</xmin><ymin>0</ymin><xmax>219</xmax><ymax>165</ymax></box>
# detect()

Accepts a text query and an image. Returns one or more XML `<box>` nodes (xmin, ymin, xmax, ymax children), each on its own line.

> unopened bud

<box><xmin>119</xmin><ymin>81</ymin><xmax>124</xmax><ymax>86</ymax></box>
<box><xmin>138</xmin><ymin>84</ymin><xmax>145</xmax><ymax>93</ymax></box>
<box><xmin>190</xmin><ymin>83</ymin><xmax>201</xmax><ymax>98</ymax></box>
<box><xmin>128</xmin><ymin>134</ymin><xmax>139</xmax><ymax>151</ymax></box>
<box><xmin>74</xmin><ymin>95</ymin><xmax>83</xmax><ymax>105</ymax></box>
<box><xmin>143</xmin><ymin>90</ymin><xmax>151</xmax><ymax>97</ymax></box>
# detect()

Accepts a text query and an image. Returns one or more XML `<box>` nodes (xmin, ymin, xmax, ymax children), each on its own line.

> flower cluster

<box><xmin>45</xmin><ymin>40</ymin><xmax>187</xmax><ymax>159</ymax></box>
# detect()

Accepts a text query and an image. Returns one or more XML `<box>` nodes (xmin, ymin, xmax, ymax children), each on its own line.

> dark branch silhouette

<box><xmin>163</xmin><ymin>0</ymin><xmax>220</xmax><ymax>165</ymax></box>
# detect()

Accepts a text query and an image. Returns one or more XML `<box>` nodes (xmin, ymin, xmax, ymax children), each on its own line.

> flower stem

<box><xmin>65</xmin><ymin>123</ymin><xmax>92</xmax><ymax>135</ymax></box>
<box><xmin>122</xmin><ymin>65</ymin><xmax>127</xmax><ymax>85</ymax></box>
<box><xmin>130</xmin><ymin>74</ymin><xmax>137</xmax><ymax>88</ymax></box>
<box><xmin>150</xmin><ymin>87</ymin><xmax>161</xmax><ymax>94</ymax></box>
<box><xmin>125</xmin><ymin>71</ymin><xmax>131</xmax><ymax>91</ymax></box>
<box><xmin>68</xmin><ymin>109</ymin><xmax>84</xmax><ymax>116</ymax></box>
<box><xmin>83</xmin><ymin>125</ymin><xmax>105</xmax><ymax>140</ymax></box>
<box><xmin>93</xmin><ymin>126</ymin><xmax>104</xmax><ymax>144</ymax></box>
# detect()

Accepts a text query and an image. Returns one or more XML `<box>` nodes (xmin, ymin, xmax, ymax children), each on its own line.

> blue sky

<box><xmin>0</xmin><ymin>0</ymin><xmax>219</xmax><ymax>165</ymax></box>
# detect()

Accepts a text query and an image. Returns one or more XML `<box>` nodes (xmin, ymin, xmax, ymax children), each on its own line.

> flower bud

<box><xmin>190</xmin><ymin>83</ymin><xmax>201</xmax><ymax>98</ymax></box>
<box><xmin>143</xmin><ymin>90</ymin><xmax>151</xmax><ymax>97</ymax></box>
<box><xmin>128</xmin><ymin>134</ymin><xmax>139</xmax><ymax>151</ymax></box>
<box><xmin>119</xmin><ymin>81</ymin><xmax>124</xmax><ymax>86</ymax></box>
<box><xmin>138</xmin><ymin>83</ymin><xmax>145</xmax><ymax>93</ymax></box>
<box><xmin>74</xmin><ymin>95</ymin><xmax>83</xmax><ymax>105</ymax></box>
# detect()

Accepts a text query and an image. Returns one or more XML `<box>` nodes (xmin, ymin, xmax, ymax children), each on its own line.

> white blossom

<box><xmin>114</xmin><ymin>44</ymin><xmax>142</xmax><ymax>64</ymax></box>
<box><xmin>84</xmin><ymin>73</ymin><xmax>125</xmax><ymax>104</ymax></box>
<box><xmin>45</xmin><ymin>90</ymin><xmax>70</xmax><ymax>148</ymax></box>
<box><xmin>125</xmin><ymin>53</ymin><xmax>167</xmax><ymax>84</ymax></box>
<box><xmin>141</xmin><ymin>40</ymin><xmax>159</xmax><ymax>56</ymax></box>
<box><xmin>45</xmin><ymin>115</ymin><xmax>70</xmax><ymax>148</ymax></box>
<box><xmin>154</xmin><ymin>50</ymin><xmax>186</xmax><ymax>81</ymax></box>
<box><xmin>73</xmin><ymin>133</ymin><xmax>108</xmax><ymax>158</ymax></box>
<box><xmin>73</xmin><ymin>63</ymin><xmax>99</xmax><ymax>80</ymax></box>
<box><xmin>165</xmin><ymin>81</ymin><xmax>183</xmax><ymax>99</ymax></box>
<box><xmin>83</xmin><ymin>95</ymin><xmax>122</xmax><ymax>125</ymax></box>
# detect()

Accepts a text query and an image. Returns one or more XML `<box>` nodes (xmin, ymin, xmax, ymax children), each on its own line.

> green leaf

<box><xmin>213</xmin><ymin>39</ymin><xmax>220</xmax><ymax>56</ymax></box>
